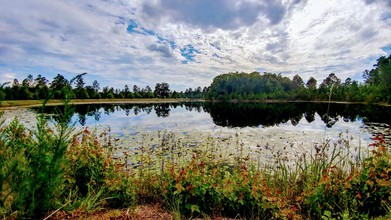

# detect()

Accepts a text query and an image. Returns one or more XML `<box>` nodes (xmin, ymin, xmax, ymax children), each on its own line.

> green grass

<box><xmin>0</xmin><ymin>101</ymin><xmax>390</xmax><ymax>219</ymax></box>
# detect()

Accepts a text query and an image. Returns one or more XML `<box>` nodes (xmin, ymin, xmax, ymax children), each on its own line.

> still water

<box><xmin>37</xmin><ymin>102</ymin><xmax>391</xmax><ymax>147</ymax></box>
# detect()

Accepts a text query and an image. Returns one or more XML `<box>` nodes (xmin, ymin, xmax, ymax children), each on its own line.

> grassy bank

<box><xmin>0</xmin><ymin>103</ymin><xmax>390</xmax><ymax>219</ymax></box>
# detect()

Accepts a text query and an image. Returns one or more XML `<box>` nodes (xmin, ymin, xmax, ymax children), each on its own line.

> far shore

<box><xmin>0</xmin><ymin>98</ymin><xmax>204</xmax><ymax>109</ymax></box>
<box><xmin>0</xmin><ymin>98</ymin><xmax>390</xmax><ymax>109</ymax></box>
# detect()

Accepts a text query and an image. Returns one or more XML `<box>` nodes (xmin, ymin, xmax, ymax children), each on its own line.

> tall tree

<box><xmin>144</xmin><ymin>86</ymin><xmax>153</xmax><ymax>98</ymax></box>
<box><xmin>377</xmin><ymin>55</ymin><xmax>391</xmax><ymax>102</ymax></box>
<box><xmin>133</xmin><ymin>85</ymin><xmax>141</xmax><ymax>98</ymax></box>
<box><xmin>18</xmin><ymin>74</ymin><xmax>34</xmax><ymax>99</ymax></box>
<box><xmin>72</xmin><ymin>73</ymin><xmax>88</xmax><ymax>99</ymax></box>
<box><xmin>320</xmin><ymin>73</ymin><xmax>341</xmax><ymax>89</ymax></box>
<box><xmin>92</xmin><ymin>80</ymin><xmax>100</xmax><ymax>92</ymax></box>
<box><xmin>72</xmin><ymin>72</ymin><xmax>87</xmax><ymax>90</ymax></box>
<box><xmin>343</xmin><ymin>78</ymin><xmax>352</xmax><ymax>86</ymax></box>
<box><xmin>154</xmin><ymin>82</ymin><xmax>170</xmax><ymax>98</ymax></box>
<box><xmin>50</xmin><ymin>74</ymin><xmax>72</xmax><ymax>99</ymax></box>
<box><xmin>292</xmin><ymin>74</ymin><xmax>304</xmax><ymax>89</ymax></box>
<box><xmin>90</xmin><ymin>80</ymin><xmax>100</xmax><ymax>98</ymax></box>
<box><xmin>34</xmin><ymin>74</ymin><xmax>49</xmax><ymax>99</ymax></box>
<box><xmin>123</xmin><ymin>85</ymin><xmax>130</xmax><ymax>98</ymax></box>
<box><xmin>306</xmin><ymin>77</ymin><xmax>317</xmax><ymax>89</ymax></box>
<box><xmin>10</xmin><ymin>79</ymin><xmax>20</xmax><ymax>100</ymax></box>
<box><xmin>12</xmin><ymin>79</ymin><xmax>20</xmax><ymax>87</ymax></box>
<box><xmin>34</xmin><ymin>74</ymin><xmax>48</xmax><ymax>88</ymax></box>
<box><xmin>22</xmin><ymin>74</ymin><xmax>34</xmax><ymax>87</ymax></box>
<box><xmin>133</xmin><ymin>85</ymin><xmax>140</xmax><ymax>93</ymax></box>
<box><xmin>0</xmin><ymin>82</ymin><xmax>10</xmax><ymax>100</ymax></box>
<box><xmin>51</xmin><ymin>74</ymin><xmax>69</xmax><ymax>91</ymax></box>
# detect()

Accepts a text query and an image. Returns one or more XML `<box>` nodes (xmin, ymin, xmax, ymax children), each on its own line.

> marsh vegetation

<box><xmin>0</xmin><ymin>98</ymin><xmax>390</xmax><ymax>219</ymax></box>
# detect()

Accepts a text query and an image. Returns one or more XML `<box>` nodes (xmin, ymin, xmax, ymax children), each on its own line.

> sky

<box><xmin>1</xmin><ymin>0</ymin><xmax>391</xmax><ymax>91</ymax></box>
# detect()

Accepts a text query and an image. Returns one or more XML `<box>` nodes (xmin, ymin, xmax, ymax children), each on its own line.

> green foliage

<box><xmin>301</xmin><ymin>134</ymin><xmax>391</xmax><ymax>219</ymax></box>
<box><xmin>63</xmin><ymin>128</ymin><xmax>135</xmax><ymax>209</ymax></box>
<box><xmin>66</xmin><ymin>186</ymin><xmax>110</xmax><ymax>214</ymax></box>
<box><xmin>348</xmin><ymin>134</ymin><xmax>391</xmax><ymax>217</ymax></box>
<box><xmin>0</xmin><ymin>106</ymin><xmax>72</xmax><ymax>217</ymax></box>
<box><xmin>154</xmin><ymin>82</ymin><xmax>170</xmax><ymax>98</ymax></box>
<box><xmin>0</xmin><ymin>100</ymin><xmax>135</xmax><ymax>218</ymax></box>
<box><xmin>207</xmin><ymin>72</ymin><xmax>292</xmax><ymax>100</ymax></box>
<box><xmin>206</xmin><ymin>71</ymin><xmax>342</xmax><ymax>102</ymax></box>
<box><xmin>204</xmin><ymin>55</ymin><xmax>390</xmax><ymax>103</ymax></box>
<box><xmin>122</xmin><ymin>129</ymin><xmax>390</xmax><ymax>219</ymax></box>
<box><xmin>162</xmin><ymin>158</ymin><xmax>295</xmax><ymax>219</ymax></box>
<box><xmin>363</xmin><ymin>55</ymin><xmax>391</xmax><ymax>103</ymax></box>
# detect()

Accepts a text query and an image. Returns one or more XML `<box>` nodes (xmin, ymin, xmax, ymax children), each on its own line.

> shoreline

<box><xmin>1</xmin><ymin>98</ymin><xmax>389</xmax><ymax>109</ymax></box>
<box><xmin>0</xmin><ymin>98</ymin><xmax>204</xmax><ymax>109</ymax></box>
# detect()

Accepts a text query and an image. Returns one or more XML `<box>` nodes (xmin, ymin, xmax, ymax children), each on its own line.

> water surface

<box><xmin>37</xmin><ymin>102</ymin><xmax>391</xmax><ymax>146</ymax></box>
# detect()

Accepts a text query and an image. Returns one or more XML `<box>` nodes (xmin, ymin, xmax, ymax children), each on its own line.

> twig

<box><xmin>43</xmin><ymin>202</ymin><xmax>69</xmax><ymax>220</ymax></box>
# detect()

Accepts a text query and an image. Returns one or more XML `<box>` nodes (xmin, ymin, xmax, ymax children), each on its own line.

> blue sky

<box><xmin>0</xmin><ymin>0</ymin><xmax>391</xmax><ymax>91</ymax></box>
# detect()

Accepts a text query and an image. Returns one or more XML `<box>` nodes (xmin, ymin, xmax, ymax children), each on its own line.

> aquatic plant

<box><xmin>0</xmin><ymin>102</ymin><xmax>390</xmax><ymax>219</ymax></box>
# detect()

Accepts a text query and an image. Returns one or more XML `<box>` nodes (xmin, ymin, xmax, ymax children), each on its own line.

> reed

<box><xmin>0</xmin><ymin>99</ymin><xmax>390</xmax><ymax>219</ymax></box>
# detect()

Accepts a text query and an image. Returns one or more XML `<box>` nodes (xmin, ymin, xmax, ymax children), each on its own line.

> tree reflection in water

<box><xmin>37</xmin><ymin>102</ymin><xmax>391</xmax><ymax>127</ymax></box>
<box><xmin>36</xmin><ymin>102</ymin><xmax>390</xmax><ymax>142</ymax></box>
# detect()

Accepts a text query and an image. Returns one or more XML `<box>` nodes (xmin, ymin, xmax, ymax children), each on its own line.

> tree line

<box><xmin>207</xmin><ymin>55</ymin><xmax>390</xmax><ymax>103</ymax></box>
<box><xmin>0</xmin><ymin>55</ymin><xmax>390</xmax><ymax>103</ymax></box>
<box><xmin>0</xmin><ymin>73</ymin><xmax>178</xmax><ymax>100</ymax></box>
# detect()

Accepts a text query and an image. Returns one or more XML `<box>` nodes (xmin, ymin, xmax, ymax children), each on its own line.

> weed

<box><xmin>0</xmin><ymin>99</ymin><xmax>390</xmax><ymax>219</ymax></box>
<box><xmin>0</xmin><ymin>98</ymin><xmax>136</xmax><ymax>218</ymax></box>
<box><xmin>0</xmin><ymin>98</ymin><xmax>72</xmax><ymax>217</ymax></box>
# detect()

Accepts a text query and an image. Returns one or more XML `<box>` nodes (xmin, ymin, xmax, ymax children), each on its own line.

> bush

<box><xmin>0</xmin><ymin>113</ymin><xmax>70</xmax><ymax>217</ymax></box>
<box><xmin>64</xmin><ymin>128</ymin><xmax>135</xmax><ymax>209</ymax></box>
<box><xmin>347</xmin><ymin>134</ymin><xmax>391</xmax><ymax>217</ymax></box>
<box><xmin>0</xmin><ymin>101</ymin><xmax>135</xmax><ymax>218</ymax></box>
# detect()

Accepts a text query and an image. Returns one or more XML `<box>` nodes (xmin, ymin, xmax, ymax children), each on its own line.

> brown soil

<box><xmin>47</xmin><ymin>204</ymin><xmax>239</xmax><ymax>220</ymax></box>
<box><xmin>49</xmin><ymin>204</ymin><xmax>173</xmax><ymax>220</ymax></box>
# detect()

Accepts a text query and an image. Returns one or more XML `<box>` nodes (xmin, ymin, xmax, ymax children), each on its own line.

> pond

<box><xmin>1</xmin><ymin>101</ymin><xmax>388</xmax><ymax>168</ymax></box>
<box><xmin>35</xmin><ymin>101</ymin><xmax>390</xmax><ymax>148</ymax></box>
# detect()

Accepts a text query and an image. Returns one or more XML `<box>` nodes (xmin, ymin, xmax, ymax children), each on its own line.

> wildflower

<box><xmin>356</xmin><ymin>191</ymin><xmax>362</xmax><ymax>199</ymax></box>
<box><xmin>186</xmin><ymin>184</ymin><xmax>195</xmax><ymax>196</ymax></box>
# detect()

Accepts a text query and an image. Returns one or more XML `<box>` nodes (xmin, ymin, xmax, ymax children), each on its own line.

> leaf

<box><xmin>321</xmin><ymin>210</ymin><xmax>332</xmax><ymax>220</ymax></box>
<box><xmin>185</xmin><ymin>204</ymin><xmax>200</xmax><ymax>214</ymax></box>
<box><xmin>175</xmin><ymin>183</ymin><xmax>183</xmax><ymax>193</ymax></box>
<box><xmin>366</xmin><ymin>179</ymin><xmax>374</xmax><ymax>188</ymax></box>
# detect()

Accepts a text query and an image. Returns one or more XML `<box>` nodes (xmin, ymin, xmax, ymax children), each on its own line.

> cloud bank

<box><xmin>0</xmin><ymin>0</ymin><xmax>390</xmax><ymax>90</ymax></box>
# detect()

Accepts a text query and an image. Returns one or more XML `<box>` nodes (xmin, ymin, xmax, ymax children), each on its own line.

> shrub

<box><xmin>0</xmin><ymin>112</ymin><xmax>71</xmax><ymax>217</ymax></box>
<box><xmin>0</xmin><ymin>100</ymin><xmax>135</xmax><ymax>218</ymax></box>
<box><xmin>347</xmin><ymin>134</ymin><xmax>391</xmax><ymax>217</ymax></box>
<box><xmin>63</xmin><ymin>128</ymin><xmax>136</xmax><ymax>209</ymax></box>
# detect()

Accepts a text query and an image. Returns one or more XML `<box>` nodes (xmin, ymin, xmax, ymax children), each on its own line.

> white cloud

<box><xmin>1</xmin><ymin>73</ymin><xmax>16</xmax><ymax>83</ymax></box>
<box><xmin>0</xmin><ymin>0</ymin><xmax>390</xmax><ymax>90</ymax></box>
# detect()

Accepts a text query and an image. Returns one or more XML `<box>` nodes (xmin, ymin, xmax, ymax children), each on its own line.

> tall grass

<box><xmin>0</xmin><ymin>98</ymin><xmax>135</xmax><ymax>218</ymax></box>
<box><xmin>120</xmin><ymin>128</ymin><xmax>389</xmax><ymax>219</ymax></box>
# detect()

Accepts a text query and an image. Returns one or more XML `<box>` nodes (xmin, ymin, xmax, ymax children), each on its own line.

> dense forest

<box><xmin>0</xmin><ymin>55</ymin><xmax>390</xmax><ymax>103</ymax></box>
<box><xmin>208</xmin><ymin>55</ymin><xmax>391</xmax><ymax>103</ymax></box>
